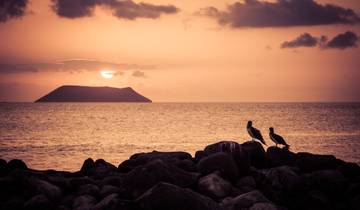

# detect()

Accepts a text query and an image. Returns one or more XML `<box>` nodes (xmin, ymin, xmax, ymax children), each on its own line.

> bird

<box><xmin>269</xmin><ymin>127</ymin><xmax>289</xmax><ymax>148</ymax></box>
<box><xmin>247</xmin><ymin>121</ymin><xmax>266</xmax><ymax>145</ymax></box>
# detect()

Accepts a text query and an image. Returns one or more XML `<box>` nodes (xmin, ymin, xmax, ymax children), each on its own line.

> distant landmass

<box><xmin>35</xmin><ymin>85</ymin><xmax>152</xmax><ymax>103</ymax></box>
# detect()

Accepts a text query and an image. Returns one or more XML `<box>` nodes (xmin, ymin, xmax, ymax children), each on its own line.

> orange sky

<box><xmin>0</xmin><ymin>0</ymin><xmax>360</xmax><ymax>102</ymax></box>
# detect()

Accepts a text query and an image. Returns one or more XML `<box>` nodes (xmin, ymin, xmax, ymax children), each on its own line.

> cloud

<box><xmin>0</xmin><ymin>59</ymin><xmax>156</xmax><ymax>74</ymax></box>
<box><xmin>281</xmin><ymin>31</ymin><xmax>358</xmax><ymax>50</ymax></box>
<box><xmin>132</xmin><ymin>70</ymin><xmax>146</xmax><ymax>78</ymax></box>
<box><xmin>281</xmin><ymin>33</ymin><xmax>325</xmax><ymax>48</ymax></box>
<box><xmin>198</xmin><ymin>0</ymin><xmax>360</xmax><ymax>28</ymax></box>
<box><xmin>0</xmin><ymin>0</ymin><xmax>28</xmax><ymax>23</ymax></box>
<box><xmin>51</xmin><ymin>0</ymin><xmax>179</xmax><ymax>20</ymax></box>
<box><xmin>326</xmin><ymin>31</ymin><xmax>358</xmax><ymax>49</ymax></box>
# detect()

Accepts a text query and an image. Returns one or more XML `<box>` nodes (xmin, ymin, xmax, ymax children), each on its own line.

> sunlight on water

<box><xmin>1</xmin><ymin>102</ymin><xmax>359</xmax><ymax>171</ymax></box>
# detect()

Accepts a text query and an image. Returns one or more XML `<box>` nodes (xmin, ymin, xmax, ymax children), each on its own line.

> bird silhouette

<box><xmin>269</xmin><ymin>127</ymin><xmax>289</xmax><ymax>148</ymax></box>
<box><xmin>247</xmin><ymin>121</ymin><xmax>266</xmax><ymax>145</ymax></box>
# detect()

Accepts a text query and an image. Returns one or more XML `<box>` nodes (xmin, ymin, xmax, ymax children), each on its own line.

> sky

<box><xmin>0</xmin><ymin>0</ymin><xmax>360</xmax><ymax>102</ymax></box>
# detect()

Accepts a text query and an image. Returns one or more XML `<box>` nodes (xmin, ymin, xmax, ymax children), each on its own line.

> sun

<box><xmin>100</xmin><ymin>70</ymin><xmax>115</xmax><ymax>79</ymax></box>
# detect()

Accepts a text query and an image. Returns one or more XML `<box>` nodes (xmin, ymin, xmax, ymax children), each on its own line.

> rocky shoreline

<box><xmin>1</xmin><ymin>141</ymin><xmax>359</xmax><ymax>210</ymax></box>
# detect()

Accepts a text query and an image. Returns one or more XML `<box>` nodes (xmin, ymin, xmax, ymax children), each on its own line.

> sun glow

<box><xmin>100</xmin><ymin>70</ymin><xmax>115</xmax><ymax>79</ymax></box>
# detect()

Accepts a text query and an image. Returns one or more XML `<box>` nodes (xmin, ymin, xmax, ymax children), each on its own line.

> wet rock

<box><xmin>267</xmin><ymin>146</ymin><xmax>297</xmax><ymax>167</ymax></box>
<box><xmin>69</xmin><ymin>177</ymin><xmax>96</xmax><ymax>188</ymax></box>
<box><xmin>250</xmin><ymin>202</ymin><xmax>280</xmax><ymax>210</ymax></box>
<box><xmin>203</xmin><ymin>141</ymin><xmax>250</xmax><ymax>176</ymax></box>
<box><xmin>260</xmin><ymin>166</ymin><xmax>304</xmax><ymax>204</ymax></box>
<box><xmin>32</xmin><ymin>178</ymin><xmax>62</xmax><ymax>202</ymax></box>
<box><xmin>72</xmin><ymin>195</ymin><xmax>97</xmax><ymax>210</ymax></box>
<box><xmin>0</xmin><ymin>159</ymin><xmax>8</xmax><ymax>176</ymax></box>
<box><xmin>198</xmin><ymin>172</ymin><xmax>233</xmax><ymax>199</ymax></box>
<box><xmin>91</xmin><ymin>193</ymin><xmax>133</xmax><ymax>210</ymax></box>
<box><xmin>307</xmin><ymin>170</ymin><xmax>348</xmax><ymax>194</ymax></box>
<box><xmin>296</xmin><ymin>153</ymin><xmax>342</xmax><ymax>172</ymax></box>
<box><xmin>100</xmin><ymin>185</ymin><xmax>120</xmax><ymax>197</ymax></box>
<box><xmin>8</xmin><ymin>159</ymin><xmax>28</xmax><ymax>171</ymax></box>
<box><xmin>124</xmin><ymin>159</ymin><xmax>199</xmax><ymax>198</ymax></box>
<box><xmin>198</xmin><ymin>152</ymin><xmax>239</xmax><ymax>181</ymax></box>
<box><xmin>223</xmin><ymin>190</ymin><xmax>270</xmax><ymax>210</ymax></box>
<box><xmin>338</xmin><ymin>162</ymin><xmax>360</xmax><ymax>178</ymax></box>
<box><xmin>242</xmin><ymin>141</ymin><xmax>267</xmax><ymax>169</ymax></box>
<box><xmin>77</xmin><ymin>183</ymin><xmax>100</xmax><ymax>197</ymax></box>
<box><xmin>1</xmin><ymin>197</ymin><xmax>26</xmax><ymax>210</ymax></box>
<box><xmin>136</xmin><ymin>182</ymin><xmax>221</xmax><ymax>210</ymax></box>
<box><xmin>236</xmin><ymin>176</ymin><xmax>257</xmax><ymax>192</ymax></box>
<box><xmin>23</xmin><ymin>194</ymin><xmax>54</xmax><ymax>210</ymax></box>
<box><xmin>118</xmin><ymin>151</ymin><xmax>192</xmax><ymax>173</ymax></box>
<box><xmin>194</xmin><ymin>150</ymin><xmax>205</xmax><ymax>162</ymax></box>
<box><xmin>80</xmin><ymin>158</ymin><xmax>95</xmax><ymax>175</ymax></box>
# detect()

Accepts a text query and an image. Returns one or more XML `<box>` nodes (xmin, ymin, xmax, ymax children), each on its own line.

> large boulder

<box><xmin>23</xmin><ymin>194</ymin><xmax>54</xmax><ymax>210</ymax></box>
<box><xmin>80</xmin><ymin>158</ymin><xmax>95</xmax><ymax>175</ymax></box>
<box><xmin>80</xmin><ymin>158</ymin><xmax>117</xmax><ymax>178</ymax></box>
<box><xmin>136</xmin><ymin>182</ymin><xmax>221</xmax><ymax>210</ymax></box>
<box><xmin>197</xmin><ymin>172</ymin><xmax>233</xmax><ymax>199</ymax></box>
<box><xmin>204</xmin><ymin>141</ymin><xmax>250</xmax><ymax>176</ymax></box>
<box><xmin>296</xmin><ymin>152</ymin><xmax>342</xmax><ymax>172</ymax></box>
<box><xmin>267</xmin><ymin>146</ymin><xmax>297</xmax><ymax>167</ymax></box>
<box><xmin>72</xmin><ymin>195</ymin><xmax>97</xmax><ymax>210</ymax></box>
<box><xmin>8</xmin><ymin>159</ymin><xmax>28</xmax><ymax>171</ymax></box>
<box><xmin>307</xmin><ymin>170</ymin><xmax>348</xmax><ymax>195</ymax></box>
<box><xmin>118</xmin><ymin>151</ymin><xmax>192</xmax><ymax>173</ymax></box>
<box><xmin>0</xmin><ymin>159</ymin><xmax>8</xmax><ymax>176</ymax></box>
<box><xmin>31</xmin><ymin>178</ymin><xmax>62</xmax><ymax>202</ymax></box>
<box><xmin>222</xmin><ymin>190</ymin><xmax>276</xmax><ymax>210</ymax></box>
<box><xmin>198</xmin><ymin>152</ymin><xmax>239</xmax><ymax>181</ymax></box>
<box><xmin>123</xmin><ymin>159</ymin><xmax>199</xmax><ymax>198</ymax></box>
<box><xmin>242</xmin><ymin>141</ymin><xmax>267</xmax><ymax>169</ymax></box>
<box><xmin>260</xmin><ymin>166</ymin><xmax>304</xmax><ymax>204</ymax></box>
<box><xmin>77</xmin><ymin>184</ymin><xmax>100</xmax><ymax>197</ymax></box>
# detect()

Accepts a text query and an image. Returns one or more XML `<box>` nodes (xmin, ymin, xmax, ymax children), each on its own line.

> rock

<box><xmin>100</xmin><ymin>176</ymin><xmax>125</xmax><ymax>188</ymax></box>
<box><xmin>307</xmin><ymin>170</ymin><xmax>348</xmax><ymax>195</ymax></box>
<box><xmin>174</xmin><ymin>159</ymin><xmax>198</xmax><ymax>172</ymax></box>
<box><xmin>23</xmin><ymin>194</ymin><xmax>54</xmax><ymax>210</ymax></box>
<box><xmin>99</xmin><ymin>185</ymin><xmax>118</xmax><ymax>196</ymax></box>
<box><xmin>124</xmin><ymin>159</ymin><xmax>199</xmax><ymax>198</ymax></box>
<box><xmin>223</xmin><ymin>190</ymin><xmax>270</xmax><ymax>210</ymax></box>
<box><xmin>72</xmin><ymin>195</ymin><xmax>97</xmax><ymax>210</ymax></box>
<box><xmin>242</xmin><ymin>141</ymin><xmax>267</xmax><ymax>169</ymax></box>
<box><xmin>77</xmin><ymin>184</ymin><xmax>100</xmax><ymax>197</ymax></box>
<box><xmin>198</xmin><ymin>172</ymin><xmax>233</xmax><ymax>199</ymax></box>
<box><xmin>250</xmin><ymin>202</ymin><xmax>280</xmax><ymax>210</ymax></box>
<box><xmin>118</xmin><ymin>151</ymin><xmax>192</xmax><ymax>173</ymax></box>
<box><xmin>296</xmin><ymin>152</ymin><xmax>342</xmax><ymax>172</ymax></box>
<box><xmin>47</xmin><ymin>176</ymin><xmax>71</xmax><ymax>191</ymax></box>
<box><xmin>338</xmin><ymin>162</ymin><xmax>360</xmax><ymax>178</ymax></box>
<box><xmin>32</xmin><ymin>178</ymin><xmax>62</xmax><ymax>202</ymax></box>
<box><xmin>136</xmin><ymin>182</ymin><xmax>221</xmax><ymax>210</ymax></box>
<box><xmin>1</xmin><ymin>197</ymin><xmax>26</xmax><ymax>210</ymax></box>
<box><xmin>203</xmin><ymin>141</ymin><xmax>250</xmax><ymax>176</ymax></box>
<box><xmin>69</xmin><ymin>177</ymin><xmax>96</xmax><ymax>188</ymax></box>
<box><xmin>198</xmin><ymin>152</ymin><xmax>239</xmax><ymax>181</ymax></box>
<box><xmin>91</xmin><ymin>193</ymin><xmax>134</xmax><ymax>210</ymax></box>
<box><xmin>0</xmin><ymin>159</ymin><xmax>8</xmax><ymax>176</ymax></box>
<box><xmin>8</xmin><ymin>159</ymin><xmax>28</xmax><ymax>171</ymax></box>
<box><xmin>80</xmin><ymin>158</ymin><xmax>95</xmax><ymax>175</ymax></box>
<box><xmin>260</xmin><ymin>166</ymin><xmax>304</xmax><ymax>204</ymax></box>
<box><xmin>267</xmin><ymin>146</ymin><xmax>297</xmax><ymax>167</ymax></box>
<box><xmin>350</xmin><ymin>194</ymin><xmax>360</xmax><ymax>210</ymax></box>
<box><xmin>236</xmin><ymin>176</ymin><xmax>257</xmax><ymax>193</ymax></box>
<box><xmin>194</xmin><ymin>150</ymin><xmax>205</xmax><ymax>162</ymax></box>
<box><xmin>345</xmin><ymin>183</ymin><xmax>360</xmax><ymax>201</ymax></box>
<box><xmin>301</xmin><ymin>190</ymin><xmax>332</xmax><ymax>210</ymax></box>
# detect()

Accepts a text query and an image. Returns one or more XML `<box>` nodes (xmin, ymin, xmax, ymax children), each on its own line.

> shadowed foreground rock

<box><xmin>1</xmin><ymin>141</ymin><xmax>359</xmax><ymax>210</ymax></box>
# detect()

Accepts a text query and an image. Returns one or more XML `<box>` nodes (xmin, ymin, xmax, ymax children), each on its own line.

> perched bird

<box><xmin>269</xmin><ymin>127</ymin><xmax>289</xmax><ymax>148</ymax></box>
<box><xmin>247</xmin><ymin>121</ymin><xmax>266</xmax><ymax>145</ymax></box>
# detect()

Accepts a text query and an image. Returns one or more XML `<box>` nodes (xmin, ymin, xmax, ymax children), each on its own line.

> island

<box><xmin>1</xmin><ymin>141</ymin><xmax>359</xmax><ymax>210</ymax></box>
<box><xmin>35</xmin><ymin>85</ymin><xmax>152</xmax><ymax>103</ymax></box>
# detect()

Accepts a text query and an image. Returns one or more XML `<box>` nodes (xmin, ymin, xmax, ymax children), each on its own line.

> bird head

<box><xmin>247</xmin><ymin>121</ymin><xmax>252</xmax><ymax>127</ymax></box>
<box><xmin>269</xmin><ymin>127</ymin><xmax>274</xmax><ymax>133</ymax></box>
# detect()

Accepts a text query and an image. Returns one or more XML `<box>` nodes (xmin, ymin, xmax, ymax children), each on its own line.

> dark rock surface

<box><xmin>1</xmin><ymin>140</ymin><xmax>359</xmax><ymax>210</ymax></box>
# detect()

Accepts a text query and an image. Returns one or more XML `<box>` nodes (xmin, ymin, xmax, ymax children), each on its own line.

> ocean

<box><xmin>0</xmin><ymin>102</ymin><xmax>359</xmax><ymax>171</ymax></box>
